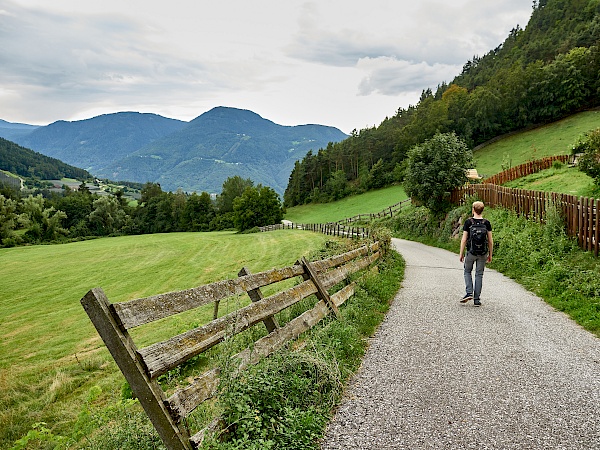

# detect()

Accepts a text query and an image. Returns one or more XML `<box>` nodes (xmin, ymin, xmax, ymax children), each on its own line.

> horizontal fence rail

<box><xmin>335</xmin><ymin>198</ymin><xmax>412</xmax><ymax>224</ymax></box>
<box><xmin>81</xmin><ymin>242</ymin><xmax>381</xmax><ymax>450</ymax></box>
<box><xmin>259</xmin><ymin>198</ymin><xmax>412</xmax><ymax>235</ymax></box>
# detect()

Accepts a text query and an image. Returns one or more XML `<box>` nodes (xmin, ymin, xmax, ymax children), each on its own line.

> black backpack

<box><xmin>469</xmin><ymin>219</ymin><xmax>488</xmax><ymax>255</ymax></box>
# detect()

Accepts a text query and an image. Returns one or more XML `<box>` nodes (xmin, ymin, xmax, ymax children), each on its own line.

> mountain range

<box><xmin>0</xmin><ymin>107</ymin><xmax>347</xmax><ymax>194</ymax></box>
<box><xmin>0</xmin><ymin>119</ymin><xmax>39</xmax><ymax>142</ymax></box>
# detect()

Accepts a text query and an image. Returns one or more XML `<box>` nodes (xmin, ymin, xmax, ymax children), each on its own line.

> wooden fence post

<box><xmin>300</xmin><ymin>257</ymin><xmax>341</xmax><ymax>319</ymax></box>
<box><xmin>213</xmin><ymin>300</ymin><xmax>220</xmax><ymax>320</ymax></box>
<box><xmin>81</xmin><ymin>288</ymin><xmax>192</xmax><ymax>450</ymax></box>
<box><xmin>595</xmin><ymin>199</ymin><xmax>599</xmax><ymax>257</ymax></box>
<box><xmin>238</xmin><ymin>267</ymin><xmax>279</xmax><ymax>333</ymax></box>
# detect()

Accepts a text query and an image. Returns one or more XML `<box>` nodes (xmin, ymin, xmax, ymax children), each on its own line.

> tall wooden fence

<box><xmin>81</xmin><ymin>242</ymin><xmax>381</xmax><ymax>450</ymax></box>
<box><xmin>482</xmin><ymin>154</ymin><xmax>570</xmax><ymax>185</ymax></box>
<box><xmin>453</xmin><ymin>183</ymin><xmax>599</xmax><ymax>257</ymax></box>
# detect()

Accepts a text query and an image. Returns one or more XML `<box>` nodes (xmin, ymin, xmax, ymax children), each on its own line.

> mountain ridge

<box><xmin>0</xmin><ymin>107</ymin><xmax>347</xmax><ymax>194</ymax></box>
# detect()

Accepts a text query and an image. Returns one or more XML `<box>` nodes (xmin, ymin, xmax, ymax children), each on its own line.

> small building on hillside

<box><xmin>466</xmin><ymin>169</ymin><xmax>483</xmax><ymax>182</ymax></box>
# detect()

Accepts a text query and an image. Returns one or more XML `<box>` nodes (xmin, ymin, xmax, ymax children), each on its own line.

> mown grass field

<box><xmin>0</xmin><ymin>230</ymin><xmax>332</xmax><ymax>448</ymax></box>
<box><xmin>284</xmin><ymin>185</ymin><xmax>408</xmax><ymax>224</ymax></box>
<box><xmin>503</xmin><ymin>163</ymin><xmax>600</xmax><ymax>198</ymax></box>
<box><xmin>474</xmin><ymin>109</ymin><xmax>600</xmax><ymax>177</ymax></box>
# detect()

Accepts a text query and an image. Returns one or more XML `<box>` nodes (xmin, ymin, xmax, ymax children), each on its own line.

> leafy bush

<box><xmin>403</xmin><ymin>132</ymin><xmax>473</xmax><ymax>215</ymax></box>
<box><xmin>574</xmin><ymin>128</ymin><xmax>600</xmax><ymax>185</ymax></box>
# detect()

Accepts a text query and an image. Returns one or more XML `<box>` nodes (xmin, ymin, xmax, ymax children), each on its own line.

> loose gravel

<box><xmin>320</xmin><ymin>238</ymin><xmax>600</xmax><ymax>449</ymax></box>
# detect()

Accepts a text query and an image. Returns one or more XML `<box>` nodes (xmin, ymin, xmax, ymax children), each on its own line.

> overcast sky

<box><xmin>1</xmin><ymin>0</ymin><xmax>533</xmax><ymax>134</ymax></box>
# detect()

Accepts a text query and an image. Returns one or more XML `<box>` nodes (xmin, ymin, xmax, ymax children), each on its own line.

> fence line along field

<box><xmin>0</xmin><ymin>230</ymin><xmax>334</xmax><ymax>448</ymax></box>
<box><xmin>283</xmin><ymin>185</ymin><xmax>408</xmax><ymax>224</ymax></box>
<box><xmin>82</xmin><ymin>241</ymin><xmax>381</xmax><ymax>449</ymax></box>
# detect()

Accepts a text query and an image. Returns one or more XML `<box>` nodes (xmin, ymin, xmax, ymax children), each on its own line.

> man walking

<box><xmin>459</xmin><ymin>201</ymin><xmax>493</xmax><ymax>306</ymax></box>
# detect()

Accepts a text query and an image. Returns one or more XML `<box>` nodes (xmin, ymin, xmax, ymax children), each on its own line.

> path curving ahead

<box><xmin>321</xmin><ymin>238</ymin><xmax>600</xmax><ymax>449</ymax></box>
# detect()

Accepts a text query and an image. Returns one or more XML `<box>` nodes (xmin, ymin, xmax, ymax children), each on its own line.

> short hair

<box><xmin>472</xmin><ymin>201</ymin><xmax>485</xmax><ymax>214</ymax></box>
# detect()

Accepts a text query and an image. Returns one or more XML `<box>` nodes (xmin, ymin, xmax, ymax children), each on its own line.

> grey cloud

<box><xmin>286</xmin><ymin>0</ymin><xmax>531</xmax><ymax>68</ymax></box>
<box><xmin>0</xmin><ymin>3</ymin><xmax>218</xmax><ymax>115</ymax></box>
<box><xmin>357</xmin><ymin>58</ymin><xmax>461</xmax><ymax>96</ymax></box>
<box><xmin>286</xmin><ymin>29</ymin><xmax>400</xmax><ymax>67</ymax></box>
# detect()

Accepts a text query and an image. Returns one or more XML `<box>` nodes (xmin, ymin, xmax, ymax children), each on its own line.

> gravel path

<box><xmin>321</xmin><ymin>238</ymin><xmax>600</xmax><ymax>449</ymax></box>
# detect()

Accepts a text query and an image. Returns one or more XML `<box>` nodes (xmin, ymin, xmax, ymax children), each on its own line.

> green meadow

<box><xmin>0</xmin><ymin>230</ymin><xmax>332</xmax><ymax>447</ymax></box>
<box><xmin>502</xmin><ymin>164</ymin><xmax>600</xmax><ymax>198</ymax></box>
<box><xmin>474</xmin><ymin>109</ymin><xmax>600</xmax><ymax>177</ymax></box>
<box><xmin>284</xmin><ymin>185</ymin><xmax>408</xmax><ymax>224</ymax></box>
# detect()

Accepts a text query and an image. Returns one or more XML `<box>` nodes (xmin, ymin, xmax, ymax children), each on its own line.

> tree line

<box><xmin>0</xmin><ymin>138</ymin><xmax>90</xmax><ymax>182</ymax></box>
<box><xmin>283</xmin><ymin>0</ymin><xmax>600</xmax><ymax>208</ymax></box>
<box><xmin>0</xmin><ymin>176</ymin><xmax>283</xmax><ymax>247</ymax></box>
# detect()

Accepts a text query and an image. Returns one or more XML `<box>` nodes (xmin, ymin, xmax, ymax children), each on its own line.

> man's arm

<box><xmin>459</xmin><ymin>230</ymin><xmax>468</xmax><ymax>262</ymax></box>
<box><xmin>487</xmin><ymin>231</ymin><xmax>493</xmax><ymax>263</ymax></box>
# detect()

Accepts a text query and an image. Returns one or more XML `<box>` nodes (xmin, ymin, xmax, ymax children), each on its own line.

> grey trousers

<box><xmin>464</xmin><ymin>252</ymin><xmax>487</xmax><ymax>300</ymax></box>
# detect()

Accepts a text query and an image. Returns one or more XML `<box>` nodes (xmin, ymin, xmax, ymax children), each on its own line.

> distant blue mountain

<box><xmin>3</xmin><ymin>107</ymin><xmax>347</xmax><ymax>195</ymax></box>
<box><xmin>12</xmin><ymin>112</ymin><xmax>186</xmax><ymax>173</ymax></box>
<box><xmin>0</xmin><ymin>119</ymin><xmax>40</xmax><ymax>141</ymax></box>
<box><xmin>101</xmin><ymin>107</ymin><xmax>348</xmax><ymax>194</ymax></box>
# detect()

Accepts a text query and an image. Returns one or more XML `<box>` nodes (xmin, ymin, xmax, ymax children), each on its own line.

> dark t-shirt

<box><xmin>463</xmin><ymin>217</ymin><xmax>492</xmax><ymax>253</ymax></box>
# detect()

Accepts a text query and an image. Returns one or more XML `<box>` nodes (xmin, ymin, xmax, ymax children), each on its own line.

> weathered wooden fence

<box><xmin>259</xmin><ymin>221</ymin><xmax>370</xmax><ymax>238</ymax></box>
<box><xmin>453</xmin><ymin>183</ymin><xmax>599</xmax><ymax>257</ymax></box>
<box><xmin>335</xmin><ymin>199</ymin><xmax>411</xmax><ymax>224</ymax></box>
<box><xmin>81</xmin><ymin>241</ymin><xmax>381</xmax><ymax>450</ymax></box>
<box><xmin>482</xmin><ymin>154</ymin><xmax>569</xmax><ymax>185</ymax></box>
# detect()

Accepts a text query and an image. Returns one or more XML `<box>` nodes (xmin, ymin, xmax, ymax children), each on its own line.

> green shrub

<box><xmin>205</xmin><ymin>351</ymin><xmax>339</xmax><ymax>450</ymax></box>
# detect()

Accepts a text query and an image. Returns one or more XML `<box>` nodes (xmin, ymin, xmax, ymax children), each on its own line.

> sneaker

<box><xmin>460</xmin><ymin>294</ymin><xmax>473</xmax><ymax>303</ymax></box>
<box><xmin>474</xmin><ymin>299</ymin><xmax>482</xmax><ymax>306</ymax></box>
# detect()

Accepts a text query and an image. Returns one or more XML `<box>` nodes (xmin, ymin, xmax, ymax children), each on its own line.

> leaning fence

<box><xmin>81</xmin><ymin>241</ymin><xmax>381</xmax><ymax>450</ymax></box>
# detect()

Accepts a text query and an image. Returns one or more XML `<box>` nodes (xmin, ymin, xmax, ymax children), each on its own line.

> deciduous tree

<box><xmin>404</xmin><ymin>132</ymin><xmax>473</xmax><ymax>215</ymax></box>
<box><xmin>233</xmin><ymin>185</ymin><xmax>283</xmax><ymax>231</ymax></box>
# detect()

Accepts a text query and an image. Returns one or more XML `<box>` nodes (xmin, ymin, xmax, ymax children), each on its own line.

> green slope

<box><xmin>474</xmin><ymin>110</ymin><xmax>600</xmax><ymax>177</ymax></box>
<box><xmin>284</xmin><ymin>185</ymin><xmax>408</xmax><ymax>224</ymax></box>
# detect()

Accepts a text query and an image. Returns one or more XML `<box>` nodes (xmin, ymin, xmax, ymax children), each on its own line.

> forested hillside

<box><xmin>284</xmin><ymin>0</ymin><xmax>600</xmax><ymax>207</ymax></box>
<box><xmin>98</xmin><ymin>107</ymin><xmax>347</xmax><ymax>194</ymax></box>
<box><xmin>0</xmin><ymin>138</ymin><xmax>90</xmax><ymax>181</ymax></box>
<box><xmin>15</xmin><ymin>112</ymin><xmax>187</xmax><ymax>172</ymax></box>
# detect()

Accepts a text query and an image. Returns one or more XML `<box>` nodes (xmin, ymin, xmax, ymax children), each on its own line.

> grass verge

<box><xmin>385</xmin><ymin>201</ymin><xmax>600</xmax><ymax>338</ymax></box>
<box><xmin>198</xmin><ymin>238</ymin><xmax>405</xmax><ymax>449</ymax></box>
